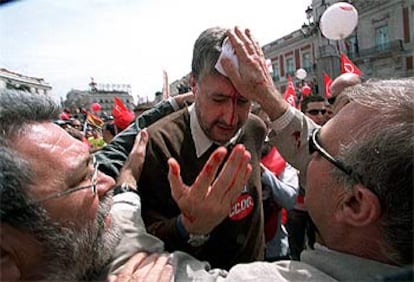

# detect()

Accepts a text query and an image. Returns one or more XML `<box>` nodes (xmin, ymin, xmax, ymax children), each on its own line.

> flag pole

<box><xmin>162</xmin><ymin>69</ymin><xmax>170</xmax><ymax>100</ymax></box>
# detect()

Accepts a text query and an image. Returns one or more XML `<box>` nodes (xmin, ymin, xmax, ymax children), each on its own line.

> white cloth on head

<box><xmin>215</xmin><ymin>38</ymin><xmax>239</xmax><ymax>77</ymax></box>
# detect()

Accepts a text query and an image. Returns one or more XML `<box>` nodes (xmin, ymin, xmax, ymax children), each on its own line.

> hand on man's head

<box><xmin>220</xmin><ymin>26</ymin><xmax>289</xmax><ymax>121</ymax></box>
<box><xmin>221</xmin><ymin>27</ymin><xmax>275</xmax><ymax>104</ymax></box>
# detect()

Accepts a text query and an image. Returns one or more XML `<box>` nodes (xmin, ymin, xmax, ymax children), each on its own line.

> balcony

<box><xmin>318</xmin><ymin>44</ymin><xmax>340</xmax><ymax>58</ymax></box>
<box><xmin>350</xmin><ymin>40</ymin><xmax>404</xmax><ymax>59</ymax></box>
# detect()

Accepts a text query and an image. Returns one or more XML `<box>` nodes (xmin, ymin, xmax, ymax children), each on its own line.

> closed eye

<box><xmin>212</xmin><ymin>96</ymin><xmax>229</xmax><ymax>103</ymax></box>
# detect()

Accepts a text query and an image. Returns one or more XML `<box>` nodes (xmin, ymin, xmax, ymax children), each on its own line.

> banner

<box><xmin>323</xmin><ymin>72</ymin><xmax>333</xmax><ymax>98</ymax></box>
<box><xmin>86</xmin><ymin>112</ymin><xmax>104</xmax><ymax>128</ymax></box>
<box><xmin>112</xmin><ymin>96</ymin><xmax>135</xmax><ymax>131</ymax></box>
<box><xmin>283</xmin><ymin>75</ymin><xmax>297</xmax><ymax>108</ymax></box>
<box><xmin>113</xmin><ymin>96</ymin><xmax>128</xmax><ymax>117</ymax></box>
<box><xmin>340</xmin><ymin>53</ymin><xmax>363</xmax><ymax>76</ymax></box>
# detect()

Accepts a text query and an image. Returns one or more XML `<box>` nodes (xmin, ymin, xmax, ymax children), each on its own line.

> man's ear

<box><xmin>189</xmin><ymin>74</ymin><xmax>198</xmax><ymax>94</ymax></box>
<box><xmin>336</xmin><ymin>184</ymin><xmax>381</xmax><ymax>227</ymax></box>
<box><xmin>0</xmin><ymin>224</ymin><xmax>21</xmax><ymax>281</ymax></box>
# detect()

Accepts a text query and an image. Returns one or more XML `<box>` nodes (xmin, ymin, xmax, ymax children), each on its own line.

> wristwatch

<box><xmin>113</xmin><ymin>183</ymin><xmax>138</xmax><ymax>195</ymax></box>
<box><xmin>176</xmin><ymin>214</ymin><xmax>210</xmax><ymax>247</ymax></box>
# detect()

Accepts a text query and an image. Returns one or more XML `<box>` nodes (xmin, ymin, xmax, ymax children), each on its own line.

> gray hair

<box><xmin>334</xmin><ymin>78</ymin><xmax>414</xmax><ymax>265</ymax></box>
<box><xmin>0</xmin><ymin>89</ymin><xmax>61</xmax><ymax>145</ymax></box>
<box><xmin>191</xmin><ymin>26</ymin><xmax>227</xmax><ymax>82</ymax></box>
<box><xmin>0</xmin><ymin>89</ymin><xmax>60</xmax><ymax>227</ymax></box>
<box><xmin>0</xmin><ymin>89</ymin><xmax>119</xmax><ymax>279</ymax></box>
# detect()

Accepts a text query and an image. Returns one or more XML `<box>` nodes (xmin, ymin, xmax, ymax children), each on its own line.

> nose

<box><xmin>221</xmin><ymin>100</ymin><xmax>237</xmax><ymax>127</ymax></box>
<box><xmin>316</xmin><ymin>112</ymin><xmax>325</xmax><ymax>119</ymax></box>
<box><xmin>96</xmin><ymin>171</ymin><xmax>116</xmax><ymax>197</ymax></box>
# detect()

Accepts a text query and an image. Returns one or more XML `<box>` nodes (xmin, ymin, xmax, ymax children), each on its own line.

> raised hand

<box><xmin>222</xmin><ymin>26</ymin><xmax>289</xmax><ymax>121</ymax></box>
<box><xmin>107</xmin><ymin>252</ymin><xmax>174</xmax><ymax>282</ymax></box>
<box><xmin>168</xmin><ymin>144</ymin><xmax>252</xmax><ymax>235</ymax></box>
<box><xmin>116</xmin><ymin>128</ymin><xmax>149</xmax><ymax>188</ymax></box>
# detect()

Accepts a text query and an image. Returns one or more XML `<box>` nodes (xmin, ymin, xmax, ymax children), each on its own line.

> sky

<box><xmin>0</xmin><ymin>0</ymin><xmax>311</xmax><ymax>103</ymax></box>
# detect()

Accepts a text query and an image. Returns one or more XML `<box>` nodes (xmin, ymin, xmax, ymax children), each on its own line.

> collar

<box><xmin>188</xmin><ymin>104</ymin><xmax>242</xmax><ymax>158</ymax></box>
<box><xmin>301</xmin><ymin>243</ymin><xmax>400</xmax><ymax>281</ymax></box>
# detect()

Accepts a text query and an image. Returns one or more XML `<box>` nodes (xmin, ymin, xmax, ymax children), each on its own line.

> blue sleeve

<box><xmin>261</xmin><ymin>168</ymin><xmax>298</xmax><ymax>210</ymax></box>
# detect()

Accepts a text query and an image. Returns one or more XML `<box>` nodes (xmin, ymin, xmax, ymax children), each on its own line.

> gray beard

<box><xmin>34</xmin><ymin>194</ymin><xmax>121</xmax><ymax>281</ymax></box>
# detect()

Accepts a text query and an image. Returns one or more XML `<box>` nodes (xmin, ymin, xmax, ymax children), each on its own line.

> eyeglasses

<box><xmin>31</xmin><ymin>156</ymin><xmax>99</xmax><ymax>204</ymax></box>
<box><xmin>306</xmin><ymin>109</ymin><xmax>327</xmax><ymax>116</ymax></box>
<box><xmin>309</xmin><ymin>128</ymin><xmax>353</xmax><ymax>176</ymax></box>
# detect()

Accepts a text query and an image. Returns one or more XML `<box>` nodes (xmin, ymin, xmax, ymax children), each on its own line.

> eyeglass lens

<box><xmin>91</xmin><ymin>156</ymin><xmax>99</xmax><ymax>195</ymax></box>
<box><xmin>309</xmin><ymin>128</ymin><xmax>353</xmax><ymax>177</ymax></box>
<box><xmin>307</xmin><ymin>109</ymin><xmax>327</xmax><ymax>115</ymax></box>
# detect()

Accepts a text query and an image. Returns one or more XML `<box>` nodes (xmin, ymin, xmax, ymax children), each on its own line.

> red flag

<box><xmin>112</xmin><ymin>96</ymin><xmax>135</xmax><ymax>130</ymax></box>
<box><xmin>340</xmin><ymin>53</ymin><xmax>362</xmax><ymax>76</ymax></box>
<box><xmin>323</xmin><ymin>72</ymin><xmax>333</xmax><ymax>99</ymax></box>
<box><xmin>112</xmin><ymin>96</ymin><xmax>128</xmax><ymax>117</ymax></box>
<box><xmin>283</xmin><ymin>75</ymin><xmax>297</xmax><ymax>108</ymax></box>
<box><xmin>261</xmin><ymin>146</ymin><xmax>286</xmax><ymax>177</ymax></box>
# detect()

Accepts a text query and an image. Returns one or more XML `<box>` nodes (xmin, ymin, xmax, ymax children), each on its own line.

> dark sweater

<box><xmin>138</xmin><ymin>108</ymin><xmax>267</xmax><ymax>270</ymax></box>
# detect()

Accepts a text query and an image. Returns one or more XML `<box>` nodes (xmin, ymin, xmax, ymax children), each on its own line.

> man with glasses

<box><xmin>301</xmin><ymin>95</ymin><xmax>327</xmax><ymax>126</ymax></box>
<box><xmin>0</xmin><ymin>89</ymin><xmax>176</xmax><ymax>280</ymax></box>
<box><xmin>0</xmin><ymin>89</ymin><xmax>238</xmax><ymax>281</ymax></box>
<box><xmin>97</xmin><ymin>26</ymin><xmax>411</xmax><ymax>280</ymax></box>
<box><xmin>210</xmin><ymin>26</ymin><xmax>412</xmax><ymax>280</ymax></box>
<box><xmin>285</xmin><ymin>95</ymin><xmax>326</xmax><ymax>260</ymax></box>
<box><xmin>71</xmin><ymin>118</ymin><xmax>83</xmax><ymax>130</ymax></box>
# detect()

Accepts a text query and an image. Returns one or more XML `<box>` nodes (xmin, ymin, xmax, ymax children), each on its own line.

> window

<box><xmin>346</xmin><ymin>36</ymin><xmax>358</xmax><ymax>57</ymax></box>
<box><xmin>375</xmin><ymin>25</ymin><xmax>389</xmax><ymax>51</ymax></box>
<box><xmin>302</xmin><ymin>52</ymin><xmax>312</xmax><ymax>73</ymax></box>
<box><xmin>286</xmin><ymin>58</ymin><xmax>295</xmax><ymax>76</ymax></box>
<box><xmin>272</xmin><ymin>62</ymin><xmax>280</xmax><ymax>82</ymax></box>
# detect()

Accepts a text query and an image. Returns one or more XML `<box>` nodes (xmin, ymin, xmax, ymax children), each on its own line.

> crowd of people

<box><xmin>53</xmin><ymin>101</ymin><xmax>152</xmax><ymax>153</ymax></box>
<box><xmin>0</xmin><ymin>26</ymin><xmax>412</xmax><ymax>281</ymax></box>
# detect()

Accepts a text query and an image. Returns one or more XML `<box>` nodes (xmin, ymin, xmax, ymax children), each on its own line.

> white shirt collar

<box><xmin>188</xmin><ymin>104</ymin><xmax>242</xmax><ymax>158</ymax></box>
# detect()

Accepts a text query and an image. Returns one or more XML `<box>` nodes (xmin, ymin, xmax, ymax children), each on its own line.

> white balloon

<box><xmin>295</xmin><ymin>68</ymin><xmax>307</xmax><ymax>80</ymax></box>
<box><xmin>320</xmin><ymin>2</ymin><xmax>358</xmax><ymax>40</ymax></box>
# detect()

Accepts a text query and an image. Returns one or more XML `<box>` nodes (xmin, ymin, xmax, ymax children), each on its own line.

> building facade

<box><xmin>63</xmin><ymin>79</ymin><xmax>134</xmax><ymax>118</ymax></box>
<box><xmin>262</xmin><ymin>0</ymin><xmax>413</xmax><ymax>96</ymax></box>
<box><xmin>0</xmin><ymin>68</ymin><xmax>52</xmax><ymax>95</ymax></box>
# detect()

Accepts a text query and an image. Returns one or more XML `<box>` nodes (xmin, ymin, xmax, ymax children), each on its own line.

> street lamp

<box><xmin>301</xmin><ymin>5</ymin><xmax>318</xmax><ymax>38</ymax></box>
<box><xmin>305</xmin><ymin>5</ymin><xmax>313</xmax><ymax>20</ymax></box>
<box><xmin>295</xmin><ymin>68</ymin><xmax>307</xmax><ymax>81</ymax></box>
<box><xmin>300</xmin><ymin>2</ymin><xmax>359</xmax><ymax>99</ymax></box>
<box><xmin>295</xmin><ymin>68</ymin><xmax>311</xmax><ymax>103</ymax></box>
